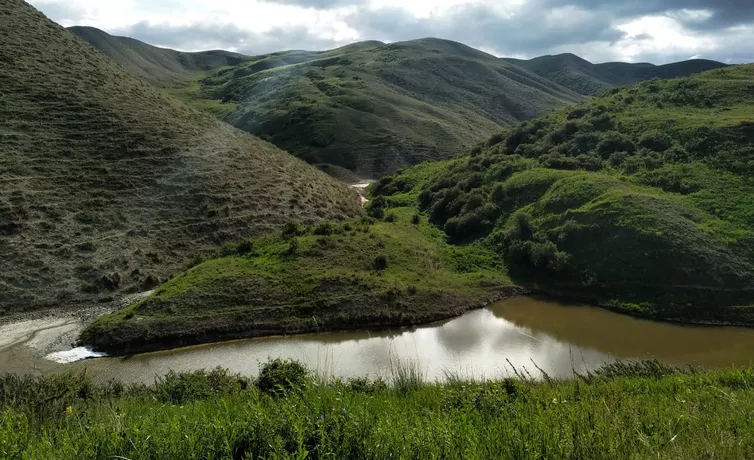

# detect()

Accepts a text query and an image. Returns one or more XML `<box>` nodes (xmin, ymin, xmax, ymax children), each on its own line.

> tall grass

<box><xmin>4</xmin><ymin>361</ymin><xmax>754</xmax><ymax>458</ymax></box>
<box><xmin>389</xmin><ymin>356</ymin><xmax>425</xmax><ymax>392</ymax></box>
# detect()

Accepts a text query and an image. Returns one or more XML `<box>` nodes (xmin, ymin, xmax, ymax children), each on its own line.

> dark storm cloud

<box><xmin>113</xmin><ymin>21</ymin><xmax>342</xmax><ymax>55</ymax></box>
<box><xmin>342</xmin><ymin>0</ymin><xmax>754</xmax><ymax>63</ymax></box>
<box><xmin>548</xmin><ymin>0</ymin><xmax>754</xmax><ymax>30</ymax></box>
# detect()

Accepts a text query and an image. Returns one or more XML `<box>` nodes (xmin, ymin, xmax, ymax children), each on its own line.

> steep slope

<box><xmin>372</xmin><ymin>64</ymin><xmax>754</xmax><ymax>323</ymax></box>
<box><xmin>182</xmin><ymin>38</ymin><xmax>583</xmax><ymax>177</ymax></box>
<box><xmin>68</xmin><ymin>26</ymin><xmax>249</xmax><ymax>87</ymax></box>
<box><xmin>507</xmin><ymin>53</ymin><xmax>727</xmax><ymax>95</ymax></box>
<box><xmin>0</xmin><ymin>0</ymin><xmax>361</xmax><ymax>314</ymax></box>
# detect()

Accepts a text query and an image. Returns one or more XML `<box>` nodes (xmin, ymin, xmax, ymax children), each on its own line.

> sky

<box><xmin>30</xmin><ymin>0</ymin><xmax>754</xmax><ymax>64</ymax></box>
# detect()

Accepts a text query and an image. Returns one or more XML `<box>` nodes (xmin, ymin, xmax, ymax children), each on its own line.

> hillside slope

<box><xmin>0</xmin><ymin>0</ymin><xmax>361</xmax><ymax>314</ymax></box>
<box><xmin>68</xmin><ymin>26</ymin><xmax>249</xmax><ymax>87</ymax></box>
<box><xmin>80</xmin><ymin>65</ymin><xmax>754</xmax><ymax>353</ymax></box>
<box><xmin>506</xmin><ymin>53</ymin><xmax>727</xmax><ymax>95</ymax></box>
<box><xmin>373</xmin><ymin>64</ymin><xmax>754</xmax><ymax>322</ymax></box>
<box><xmin>181</xmin><ymin>38</ymin><xmax>583</xmax><ymax>177</ymax></box>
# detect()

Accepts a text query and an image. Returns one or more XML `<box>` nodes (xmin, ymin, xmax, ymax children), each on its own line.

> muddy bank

<box><xmin>0</xmin><ymin>291</ymin><xmax>153</xmax><ymax>375</ymax></box>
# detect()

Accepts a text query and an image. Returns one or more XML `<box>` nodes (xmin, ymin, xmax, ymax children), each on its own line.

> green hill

<box><xmin>0</xmin><ymin>0</ymin><xmax>361</xmax><ymax>314</ymax></box>
<box><xmin>506</xmin><ymin>53</ymin><xmax>727</xmax><ymax>95</ymax></box>
<box><xmin>81</xmin><ymin>65</ymin><xmax>754</xmax><ymax>353</ymax></box>
<box><xmin>374</xmin><ymin>64</ymin><xmax>754</xmax><ymax>322</ymax></box>
<box><xmin>176</xmin><ymin>38</ymin><xmax>583</xmax><ymax>177</ymax></box>
<box><xmin>68</xmin><ymin>26</ymin><xmax>249</xmax><ymax>87</ymax></box>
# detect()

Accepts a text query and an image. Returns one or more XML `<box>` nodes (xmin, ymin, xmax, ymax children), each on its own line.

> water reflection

<box><xmin>62</xmin><ymin>296</ymin><xmax>754</xmax><ymax>384</ymax></box>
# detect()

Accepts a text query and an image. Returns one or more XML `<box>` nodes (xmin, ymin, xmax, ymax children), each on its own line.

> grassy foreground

<box><xmin>3</xmin><ymin>360</ymin><xmax>754</xmax><ymax>459</ymax></box>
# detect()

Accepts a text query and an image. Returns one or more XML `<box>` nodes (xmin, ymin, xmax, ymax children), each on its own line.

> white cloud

<box><xmin>29</xmin><ymin>0</ymin><xmax>754</xmax><ymax>63</ymax></box>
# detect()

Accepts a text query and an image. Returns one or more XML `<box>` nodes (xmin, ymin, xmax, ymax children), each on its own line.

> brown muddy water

<box><xmin>3</xmin><ymin>296</ymin><xmax>754</xmax><ymax>384</ymax></box>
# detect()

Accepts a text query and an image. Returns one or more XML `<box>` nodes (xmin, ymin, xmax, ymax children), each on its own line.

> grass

<box><xmin>372</xmin><ymin>64</ymin><xmax>754</xmax><ymax>324</ymax></box>
<box><xmin>80</xmin><ymin>168</ymin><xmax>516</xmax><ymax>352</ymax></box>
<box><xmin>180</xmin><ymin>38</ymin><xmax>582</xmax><ymax>177</ymax></box>
<box><xmin>5</xmin><ymin>361</ymin><xmax>754</xmax><ymax>458</ymax></box>
<box><xmin>0</xmin><ymin>1</ymin><xmax>361</xmax><ymax>314</ymax></box>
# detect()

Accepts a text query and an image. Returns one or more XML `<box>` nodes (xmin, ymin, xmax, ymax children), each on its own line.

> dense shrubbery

<box><xmin>255</xmin><ymin>358</ymin><xmax>310</xmax><ymax>396</ymax></box>
<box><xmin>370</xmin><ymin>65</ymin><xmax>754</xmax><ymax>313</ymax></box>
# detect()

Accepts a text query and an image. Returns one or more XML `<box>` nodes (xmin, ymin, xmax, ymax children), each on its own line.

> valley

<box><xmin>2</xmin><ymin>0</ymin><xmax>754</xmax><ymax>457</ymax></box>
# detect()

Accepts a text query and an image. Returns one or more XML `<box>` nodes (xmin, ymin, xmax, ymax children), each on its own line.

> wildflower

<box><xmin>319</xmin><ymin>414</ymin><xmax>325</xmax><ymax>420</ymax></box>
<box><xmin>342</xmin><ymin>407</ymin><xmax>347</xmax><ymax>413</ymax></box>
<box><xmin>66</xmin><ymin>406</ymin><xmax>73</xmax><ymax>415</ymax></box>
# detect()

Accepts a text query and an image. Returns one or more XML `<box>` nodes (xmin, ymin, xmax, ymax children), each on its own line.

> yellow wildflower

<box><xmin>66</xmin><ymin>406</ymin><xmax>73</xmax><ymax>415</ymax></box>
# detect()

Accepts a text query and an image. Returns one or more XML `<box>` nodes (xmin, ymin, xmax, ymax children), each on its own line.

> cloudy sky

<box><xmin>30</xmin><ymin>0</ymin><xmax>754</xmax><ymax>64</ymax></box>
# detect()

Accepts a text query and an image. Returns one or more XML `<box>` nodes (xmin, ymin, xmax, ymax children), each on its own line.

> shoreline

<box><xmin>80</xmin><ymin>286</ymin><xmax>528</xmax><ymax>357</ymax></box>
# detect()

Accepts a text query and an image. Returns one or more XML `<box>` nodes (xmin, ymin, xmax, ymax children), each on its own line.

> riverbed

<box><xmin>3</xmin><ymin>296</ymin><xmax>754</xmax><ymax>384</ymax></box>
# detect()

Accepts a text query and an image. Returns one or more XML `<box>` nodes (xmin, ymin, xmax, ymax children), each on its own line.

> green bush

<box><xmin>411</xmin><ymin>214</ymin><xmax>421</xmax><ymax>225</ymax></box>
<box><xmin>313</xmin><ymin>222</ymin><xmax>334</xmax><ymax>236</ymax></box>
<box><xmin>153</xmin><ymin>368</ymin><xmax>248</xmax><ymax>404</ymax></box>
<box><xmin>374</xmin><ymin>255</ymin><xmax>388</xmax><ymax>271</ymax></box>
<box><xmin>384</xmin><ymin>213</ymin><xmax>397</xmax><ymax>223</ymax></box>
<box><xmin>237</xmin><ymin>240</ymin><xmax>254</xmax><ymax>255</ymax></box>
<box><xmin>596</xmin><ymin>132</ymin><xmax>636</xmax><ymax>158</ymax></box>
<box><xmin>282</xmin><ymin>221</ymin><xmax>304</xmax><ymax>238</ymax></box>
<box><xmin>256</xmin><ymin>359</ymin><xmax>309</xmax><ymax>396</ymax></box>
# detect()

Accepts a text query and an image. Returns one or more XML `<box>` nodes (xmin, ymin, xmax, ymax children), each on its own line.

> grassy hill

<box><xmin>0</xmin><ymin>0</ymin><xmax>361</xmax><ymax>314</ymax></box>
<box><xmin>175</xmin><ymin>38</ymin><xmax>583</xmax><ymax>177</ymax></box>
<box><xmin>81</xmin><ymin>65</ymin><xmax>754</xmax><ymax>352</ymax></box>
<box><xmin>81</xmin><ymin>200</ymin><xmax>518</xmax><ymax>354</ymax></box>
<box><xmin>373</xmin><ymin>64</ymin><xmax>754</xmax><ymax>322</ymax></box>
<box><xmin>506</xmin><ymin>53</ymin><xmax>727</xmax><ymax>95</ymax></box>
<box><xmin>68</xmin><ymin>26</ymin><xmax>249</xmax><ymax>87</ymax></box>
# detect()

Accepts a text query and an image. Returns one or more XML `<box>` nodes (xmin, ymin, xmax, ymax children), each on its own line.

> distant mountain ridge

<box><xmin>181</xmin><ymin>37</ymin><xmax>585</xmax><ymax>177</ymax></box>
<box><xmin>70</xmin><ymin>27</ymin><xmax>728</xmax><ymax>176</ymax></box>
<box><xmin>505</xmin><ymin>53</ymin><xmax>727</xmax><ymax>95</ymax></box>
<box><xmin>69</xmin><ymin>26</ymin><xmax>250</xmax><ymax>87</ymax></box>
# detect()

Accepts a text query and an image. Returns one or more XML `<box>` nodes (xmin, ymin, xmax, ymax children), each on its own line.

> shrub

<box><xmin>153</xmin><ymin>368</ymin><xmax>248</xmax><ymax>404</ymax></box>
<box><xmin>237</xmin><ymin>240</ymin><xmax>254</xmax><ymax>255</ymax></box>
<box><xmin>411</xmin><ymin>214</ymin><xmax>421</xmax><ymax>225</ymax></box>
<box><xmin>490</xmin><ymin>184</ymin><xmax>506</xmax><ymax>202</ymax></box>
<box><xmin>313</xmin><ymin>222</ymin><xmax>334</xmax><ymax>236</ymax></box>
<box><xmin>638</xmin><ymin>130</ymin><xmax>672</xmax><ymax>152</ymax></box>
<box><xmin>596</xmin><ymin>132</ymin><xmax>635</xmax><ymax>158</ymax></box>
<box><xmin>347</xmin><ymin>377</ymin><xmax>388</xmax><ymax>394</ymax></box>
<box><xmin>282</xmin><ymin>221</ymin><xmax>303</xmax><ymax>238</ymax></box>
<box><xmin>256</xmin><ymin>359</ymin><xmax>309</xmax><ymax>396</ymax></box>
<box><xmin>608</xmin><ymin>151</ymin><xmax>629</xmax><ymax>168</ymax></box>
<box><xmin>486</xmin><ymin>132</ymin><xmax>505</xmax><ymax>147</ymax></box>
<box><xmin>374</xmin><ymin>255</ymin><xmax>388</xmax><ymax>271</ymax></box>
<box><xmin>417</xmin><ymin>189</ymin><xmax>433</xmax><ymax>209</ymax></box>
<box><xmin>384</xmin><ymin>213</ymin><xmax>397</xmax><ymax>223</ymax></box>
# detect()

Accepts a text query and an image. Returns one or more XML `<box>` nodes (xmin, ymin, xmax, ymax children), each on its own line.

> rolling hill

<box><xmin>0</xmin><ymin>0</ymin><xmax>361</xmax><ymax>314</ymax></box>
<box><xmin>506</xmin><ymin>53</ymin><xmax>727</xmax><ymax>95</ymax></box>
<box><xmin>173</xmin><ymin>38</ymin><xmax>583</xmax><ymax>178</ymax></box>
<box><xmin>373</xmin><ymin>64</ymin><xmax>754</xmax><ymax>322</ymax></box>
<box><xmin>82</xmin><ymin>64</ymin><xmax>754</xmax><ymax>353</ymax></box>
<box><xmin>68</xmin><ymin>26</ymin><xmax>249</xmax><ymax>87</ymax></box>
